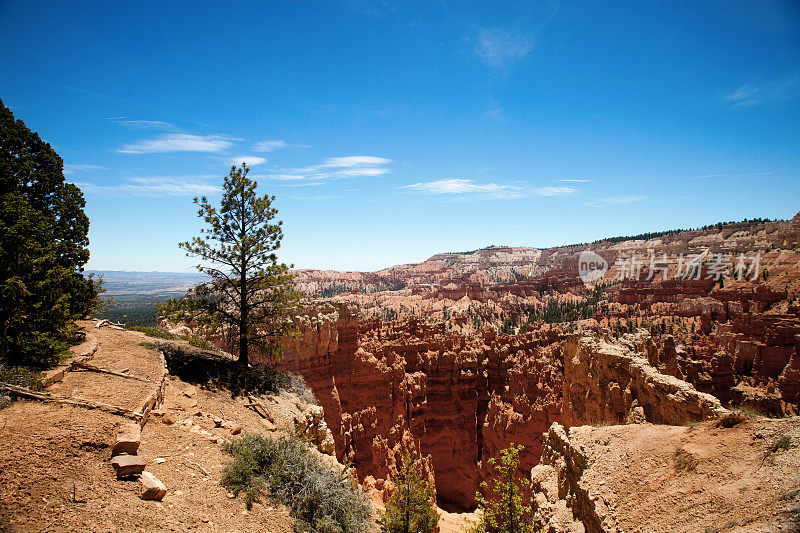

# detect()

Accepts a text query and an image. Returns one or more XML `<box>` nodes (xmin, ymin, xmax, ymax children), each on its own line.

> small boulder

<box><xmin>161</xmin><ymin>412</ymin><xmax>177</xmax><ymax>425</ymax></box>
<box><xmin>112</xmin><ymin>422</ymin><xmax>141</xmax><ymax>456</ymax></box>
<box><xmin>139</xmin><ymin>471</ymin><xmax>167</xmax><ymax>501</ymax></box>
<box><xmin>111</xmin><ymin>455</ymin><xmax>146</xmax><ymax>478</ymax></box>
<box><xmin>229</xmin><ymin>424</ymin><xmax>242</xmax><ymax>436</ymax></box>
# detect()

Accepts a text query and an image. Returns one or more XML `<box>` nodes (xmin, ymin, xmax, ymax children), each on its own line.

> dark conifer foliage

<box><xmin>0</xmin><ymin>99</ymin><xmax>94</xmax><ymax>366</ymax></box>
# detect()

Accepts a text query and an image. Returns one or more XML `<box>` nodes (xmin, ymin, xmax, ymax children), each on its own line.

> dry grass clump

<box><xmin>717</xmin><ymin>411</ymin><xmax>748</xmax><ymax>428</ymax></box>
<box><xmin>673</xmin><ymin>448</ymin><xmax>699</xmax><ymax>472</ymax></box>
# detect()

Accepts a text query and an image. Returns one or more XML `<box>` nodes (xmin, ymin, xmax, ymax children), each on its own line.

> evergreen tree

<box><xmin>0</xmin><ymin>99</ymin><xmax>94</xmax><ymax>367</ymax></box>
<box><xmin>470</xmin><ymin>444</ymin><xmax>539</xmax><ymax>533</ymax></box>
<box><xmin>160</xmin><ymin>164</ymin><xmax>301</xmax><ymax>365</ymax></box>
<box><xmin>380</xmin><ymin>446</ymin><xmax>439</xmax><ymax>533</ymax></box>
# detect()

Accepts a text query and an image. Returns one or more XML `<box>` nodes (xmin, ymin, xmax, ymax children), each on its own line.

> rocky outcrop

<box><xmin>561</xmin><ymin>334</ymin><xmax>729</xmax><ymax>427</ymax></box>
<box><xmin>532</xmin><ymin>423</ymin><xmax>617</xmax><ymax>533</ymax></box>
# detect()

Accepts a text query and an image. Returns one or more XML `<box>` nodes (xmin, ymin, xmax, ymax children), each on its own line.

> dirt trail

<box><xmin>0</xmin><ymin>321</ymin><xmax>298</xmax><ymax>532</ymax></box>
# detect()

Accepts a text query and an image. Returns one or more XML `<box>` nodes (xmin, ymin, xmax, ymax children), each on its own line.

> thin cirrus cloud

<box><xmin>400</xmin><ymin>179</ymin><xmax>577</xmax><ymax>200</ymax></box>
<box><xmin>117</xmin><ymin>133</ymin><xmax>240</xmax><ymax>154</ymax></box>
<box><xmin>475</xmin><ymin>29</ymin><xmax>534</xmax><ymax>70</ymax></box>
<box><xmin>108</xmin><ymin>119</ymin><xmax>175</xmax><ymax>130</ymax></box>
<box><xmin>63</xmin><ymin>164</ymin><xmax>109</xmax><ymax>175</ymax></box>
<box><xmin>558</xmin><ymin>178</ymin><xmax>595</xmax><ymax>183</ymax></box>
<box><xmin>266</xmin><ymin>156</ymin><xmax>391</xmax><ymax>181</ymax></box>
<box><xmin>723</xmin><ymin>72</ymin><xmax>800</xmax><ymax>107</ymax></box>
<box><xmin>584</xmin><ymin>195</ymin><xmax>646</xmax><ymax>208</ymax></box>
<box><xmin>690</xmin><ymin>171</ymin><xmax>772</xmax><ymax>179</ymax></box>
<box><xmin>74</xmin><ymin>176</ymin><xmax>220</xmax><ymax>197</ymax></box>
<box><xmin>230</xmin><ymin>155</ymin><xmax>267</xmax><ymax>167</ymax></box>
<box><xmin>253</xmin><ymin>139</ymin><xmax>310</xmax><ymax>152</ymax></box>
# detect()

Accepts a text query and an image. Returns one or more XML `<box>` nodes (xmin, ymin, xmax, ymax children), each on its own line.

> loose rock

<box><xmin>139</xmin><ymin>471</ymin><xmax>167</xmax><ymax>501</ymax></box>
<box><xmin>111</xmin><ymin>455</ymin><xmax>146</xmax><ymax>478</ymax></box>
<box><xmin>112</xmin><ymin>422</ymin><xmax>141</xmax><ymax>456</ymax></box>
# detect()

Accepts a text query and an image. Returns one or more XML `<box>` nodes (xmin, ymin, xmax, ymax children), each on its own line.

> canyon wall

<box><xmin>268</xmin><ymin>302</ymin><xmax>728</xmax><ymax>511</ymax></box>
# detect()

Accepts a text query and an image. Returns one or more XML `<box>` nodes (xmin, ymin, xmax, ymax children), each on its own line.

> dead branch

<box><xmin>72</xmin><ymin>361</ymin><xmax>152</xmax><ymax>383</ymax></box>
<box><xmin>0</xmin><ymin>383</ymin><xmax>141</xmax><ymax>420</ymax></box>
<box><xmin>245</xmin><ymin>395</ymin><xmax>273</xmax><ymax>421</ymax></box>
<box><xmin>184</xmin><ymin>459</ymin><xmax>210</xmax><ymax>477</ymax></box>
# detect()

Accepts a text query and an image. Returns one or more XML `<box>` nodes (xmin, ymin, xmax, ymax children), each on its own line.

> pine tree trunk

<box><xmin>239</xmin><ymin>321</ymin><xmax>248</xmax><ymax>366</ymax></box>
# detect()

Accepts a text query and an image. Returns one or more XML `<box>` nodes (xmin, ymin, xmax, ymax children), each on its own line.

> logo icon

<box><xmin>578</xmin><ymin>250</ymin><xmax>608</xmax><ymax>283</ymax></box>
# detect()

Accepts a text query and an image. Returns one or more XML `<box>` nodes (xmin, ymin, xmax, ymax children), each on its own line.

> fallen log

<box><xmin>0</xmin><ymin>382</ymin><xmax>141</xmax><ymax>420</ymax></box>
<box><xmin>72</xmin><ymin>361</ymin><xmax>152</xmax><ymax>383</ymax></box>
<box><xmin>95</xmin><ymin>319</ymin><xmax>126</xmax><ymax>330</ymax></box>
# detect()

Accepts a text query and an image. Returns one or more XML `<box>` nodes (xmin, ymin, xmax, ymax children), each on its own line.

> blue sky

<box><xmin>1</xmin><ymin>0</ymin><xmax>799</xmax><ymax>272</ymax></box>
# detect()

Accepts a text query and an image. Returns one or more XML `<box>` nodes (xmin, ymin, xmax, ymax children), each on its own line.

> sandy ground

<box><xmin>0</xmin><ymin>321</ymin><xmax>303</xmax><ymax>532</ymax></box>
<box><xmin>568</xmin><ymin>419</ymin><xmax>800</xmax><ymax>532</ymax></box>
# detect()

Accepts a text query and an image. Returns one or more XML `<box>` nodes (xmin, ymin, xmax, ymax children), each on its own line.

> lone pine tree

<box><xmin>470</xmin><ymin>444</ymin><xmax>539</xmax><ymax>533</ymax></box>
<box><xmin>0</xmin><ymin>98</ymin><xmax>95</xmax><ymax>367</ymax></box>
<box><xmin>380</xmin><ymin>446</ymin><xmax>439</xmax><ymax>533</ymax></box>
<box><xmin>161</xmin><ymin>163</ymin><xmax>300</xmax><ymax>365</ymax></box>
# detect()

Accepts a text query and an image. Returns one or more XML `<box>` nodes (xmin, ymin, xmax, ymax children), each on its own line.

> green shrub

<box><xmin>185</xmin><ymin>335</ymin><xmax>213</xmax><ymax>350</ymax></box>
<box><xmin>222</xmin><ymin>434</ymin><xmax>371</xmax><ymax>532</ymax></box>
<box><xmin>0</xmin><ymin>363</ymin><xmax>43</xmax><ymax>390</ymax></box>
<box><xmin>128</xmin><ymin>326</ymin><xmax>177</xmax><ymax>340</ymax></box>
<box><xmin>470</xmin><ymin>444</ymin><xmax>540</xmax><ymax>533</ymax></box>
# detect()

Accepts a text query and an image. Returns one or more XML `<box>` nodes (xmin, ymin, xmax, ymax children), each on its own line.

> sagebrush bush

<box><xmin>277</xmin><ymin>372</ymin><xmax>316</xmax><ymax>403</ymax></box>
<box><xmin>222</xmin><ymin>434</ymin><xmax>371</xmax><ymax>532</ymax></box>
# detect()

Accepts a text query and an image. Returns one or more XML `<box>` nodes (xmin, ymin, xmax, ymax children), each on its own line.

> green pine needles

<box><xmin>380</xmin><ymin>446</ymin><xmax>439</xmax><ymax>533</ymax></box>
<box><xmin>0</xmin><ymin>98</ymin><xmax>95</xmax><ymax>367</ymax></box>
<box><xmin>160</xmin><ymin>163</ymin><xmax>301</xmax><ymax>365</ymax></box>
<box><xmin>470</xmin><ymin>444</ymin><xmax>540</xmax><ymax>533</ymax></box>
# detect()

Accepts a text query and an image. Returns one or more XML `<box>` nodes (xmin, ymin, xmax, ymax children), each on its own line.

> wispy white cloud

<box><xmin>401</xmin><ymin>179</ymin><xmax>578</xmax><ymax>201</ymax></box>
<box><xmin>253</xmin><ymin>140</ymin><xmax>287</xmax><ymax>152</ymax></box>
<box><xmin>284</xmin><ymin>194</ymin><xmax>344</xmax><ymax>201</ymax></box>
<box><xmin>584</xmin><ymin>195</ymin><xmax>646</xmax><ymax>208</ymax></box>
<box><xmin>266</xmin><ymin>155</ymin><xmax>391</xmax><ymax>181</ymax></box>
<box><xmin>558</xmin><ymin>178</ymin><xmax>595</xmax><ymax>183</ymax></box>
<box><xmin>475</xmin><ymin>29</ymin><xmax>534</xmax><ymax>70</ymax></box>
<box><xmin>230</xmin><ymin>155</ymin><xmax>267</xmax><ymax>167</ymax></box>
<box><xmin>723</xmin><ymin>72</ymin><xmax>800</xmax><ymax>107</ymax></box>
<box><xmin>535</xmin><ymin>186</ymin><xmax>577</xmax><ymax>196</ymax></box>
<box><xmin>253</xmin><ymin>140</ymin><xmax>309</xmax><ymax>152</ymax></box>
<box><xmin>117</xmin><ymin>134</ymin><xmax>239</xmax><ymax>154</ymax></box>
<box><xmin>110</xmin><ymin>119</ymin><xmax>175</xmax><ymax>130</ymax></box>
<box><xmin>63</xmin><ymin>164</ymin><xmax>109</xmax><ymax>175</ymax></box>
<box><xmin>75</xmin><ymin>176</ymin><xmax>220</xmax><ymax>196</ymax></box>
<box><xmin>690</xmin><ymin>171</ymin><xmax>772</xmax><ymax>179</ymax></box>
